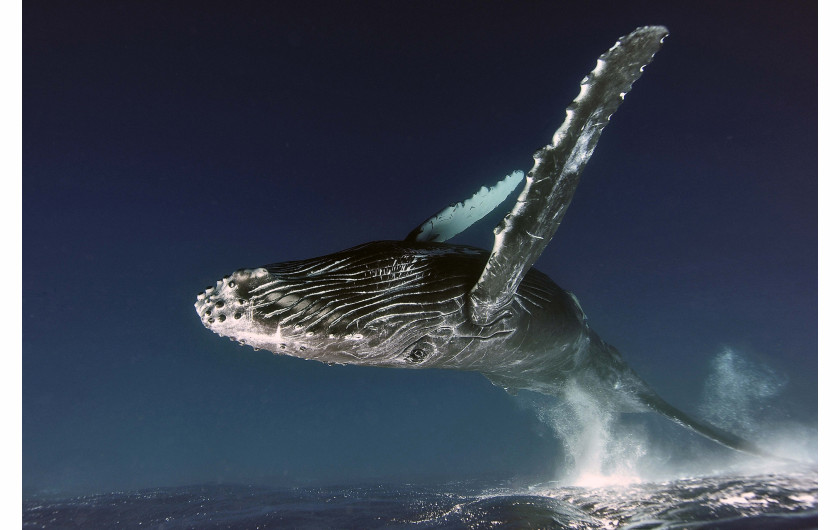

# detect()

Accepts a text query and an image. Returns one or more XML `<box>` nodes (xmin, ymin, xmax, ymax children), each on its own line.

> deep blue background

<box><xmin>24</xmin><ymin>1</ymin><xmax>816</xmax><ymax>496</ymax></box>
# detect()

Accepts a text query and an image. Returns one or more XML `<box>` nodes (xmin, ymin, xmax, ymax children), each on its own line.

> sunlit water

<box><xmin>23</xmin><ymin>469</ymin><xmax>817</xmax><ymax>529</ymax></box>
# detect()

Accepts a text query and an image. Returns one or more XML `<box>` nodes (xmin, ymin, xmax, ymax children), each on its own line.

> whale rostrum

<box><xmin>195</xmin><ymin>26</ymin><xmax>768</xmax><ymax>456</ymax></box>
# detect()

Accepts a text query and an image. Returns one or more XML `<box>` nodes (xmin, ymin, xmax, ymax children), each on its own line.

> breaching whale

<box><xmin>195</xmin><ymin>26</ymin><xmax>766</xmax><ymax>456</ymax></box>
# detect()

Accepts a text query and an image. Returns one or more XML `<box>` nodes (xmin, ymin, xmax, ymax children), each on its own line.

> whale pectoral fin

<box><xmin>468</xmin><ymin>26</ymin><xmax>668</xmax><ymax>325</ymax></box>
<box><xmin>405</xmin><ymin>170</ymin><xmax>525</xmax><ymax>243</ymax></box>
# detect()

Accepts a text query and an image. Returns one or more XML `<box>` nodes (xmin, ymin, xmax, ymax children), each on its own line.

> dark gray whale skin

<box><xmin>195</xmin><ymin>26</ymin><xmax>767</xmax><ymax>456</ymax></box>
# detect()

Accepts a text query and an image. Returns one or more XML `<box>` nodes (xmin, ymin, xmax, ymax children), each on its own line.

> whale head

<box><xmin>194</xmin><ymin>241</ymin><xmax>502</xmax><ymax>367</ymax></box>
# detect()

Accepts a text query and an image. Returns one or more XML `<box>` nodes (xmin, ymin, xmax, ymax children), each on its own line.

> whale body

<box><xmin>195</xmin><ymin>26</ymin><xmax>766</xmax><ymax>456</ymax></box>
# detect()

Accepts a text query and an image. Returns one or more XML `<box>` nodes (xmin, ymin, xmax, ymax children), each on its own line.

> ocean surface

<box><xmin>24</xmin><ymin>467</ymin><xmax>816</xmax><ymax>529</ymax></box>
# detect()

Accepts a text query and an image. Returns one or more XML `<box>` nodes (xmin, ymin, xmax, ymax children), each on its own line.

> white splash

<box><xmin>699</xmin><ymin>347</ymin><xmax>787</xmax><ymax>436</ymax></box>
<box><xmin>520</xmin><ymin>346</ymin><xmax>815</xmax><ymax>488</ymax></box>
<box><xmin>698</xmin><ymin>347</ymin><xmax>817</xmax><ymax>467</ymax></box>
<box><xmin>527</xmin><ymin>381</ymin><xmax>647</xmax><ymax>487</ymax></box>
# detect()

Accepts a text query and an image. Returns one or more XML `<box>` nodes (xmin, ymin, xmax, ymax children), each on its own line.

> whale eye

<box><xmin>403</xmin><ymin>336</ymin><xmax>440</xmax><ymax>364</ymax></box>
<box><xmin>407</xmin><ymin>348</ymin><xmax>427</xmax><ymax>363</ymax></box>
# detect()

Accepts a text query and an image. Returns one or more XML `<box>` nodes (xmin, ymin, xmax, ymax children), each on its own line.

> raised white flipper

<box><xmin>469</xmin><ymin>26</ymin><xmax>669</xmax><ymax>325</ymax></box>
<box><xmin>405</xmin><ymin>170</ymin><xmax>525</xmax><ymax>243</ymax></box>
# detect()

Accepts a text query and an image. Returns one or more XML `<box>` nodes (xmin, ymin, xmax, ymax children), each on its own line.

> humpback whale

<box><xmin>195</xmin><ymin>26</ymin><xmax>766</xmax><ymax>456</ymax></box>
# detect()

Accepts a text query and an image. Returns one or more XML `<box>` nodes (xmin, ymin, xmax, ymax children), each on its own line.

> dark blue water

<box><xmin>24</xmin><ymin>468</ymin><xmax>816</xmax><ymax>529</ymax></box>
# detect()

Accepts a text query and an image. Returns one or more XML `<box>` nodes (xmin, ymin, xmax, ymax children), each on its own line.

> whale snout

<box><xmin>194</xmin><ymin>267</ymin><xmax>270</xmax><ymax>331</ymax></box>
